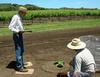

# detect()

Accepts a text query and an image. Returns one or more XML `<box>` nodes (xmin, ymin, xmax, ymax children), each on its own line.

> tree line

<box><xmin>0</xmin><ymin>3</ymin><xmax>98</xmax><ymax>11</ymax></box>
<box><xmin>0</xmin><ymin>3</ymin><xmax>45</xmax><ymax>11</ymax></box>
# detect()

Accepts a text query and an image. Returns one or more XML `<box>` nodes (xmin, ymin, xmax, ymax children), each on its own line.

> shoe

<box><xmin>96</xmin><ymin>70</ymin><xmax>100</xmax><ymax>73</ymax></box>
<box><xmin>57</xmin><ymin>72</ymin><xmax>67</xmax><ymax>77</ymax></box>
<box><xmin>23</xmin><ymin>66</ymin><xmax>27</xmax><ymax>69</ymax></box>
<box><xmin>16</xmin><ymin>68</ymin><xmax>28</xmax><ymax>72</ymax></box>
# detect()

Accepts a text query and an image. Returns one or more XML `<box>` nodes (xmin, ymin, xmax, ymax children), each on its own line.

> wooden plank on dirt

<box><xmin>15</xmin><ymin>69</ymin><xmax>34</xmax><ymax>74</ymax></box>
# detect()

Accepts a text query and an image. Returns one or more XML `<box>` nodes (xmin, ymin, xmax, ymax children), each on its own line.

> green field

<box><xmin>1</xmin><ymin>9</ymin><xmax>100</xmax><ymax>21</ymax></box>
<box><xmin>0</xmin><ymin>18</ymin><xmax>100</xmax><ymax>36</ymax></box>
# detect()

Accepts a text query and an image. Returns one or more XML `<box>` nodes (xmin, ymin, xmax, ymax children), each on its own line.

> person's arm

<box><xmin>73</xmin><ymin>56</ymin><xmax>82</xmax><ymax>77</ymax></box>
<box><xmin>8</xmin><ymin>16</ymin><xmax>19</xmax><ymax>33</ymax></box>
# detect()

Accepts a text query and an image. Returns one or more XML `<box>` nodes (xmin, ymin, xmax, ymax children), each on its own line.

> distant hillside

<box><xmin>0</xmin><ymin>3</ymin><xmax>98</xmax><ymax>11</ymax></box>
<box><xmin>0</xmin><ymin>3</ymin><xmax>45</xmax><ymax>11</ymax></box>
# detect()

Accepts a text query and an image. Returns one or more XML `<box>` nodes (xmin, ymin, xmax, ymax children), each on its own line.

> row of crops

<box><xmin>0</xmin><ymin>9</ymin><xmax>100</xmax><ymax>21</ymax></box>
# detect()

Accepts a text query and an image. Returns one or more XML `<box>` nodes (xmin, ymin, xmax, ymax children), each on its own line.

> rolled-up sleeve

<box><xmin>9</xmin><ymin>16</ymin><xmax>19</xmax><ymax>33</ymax></box>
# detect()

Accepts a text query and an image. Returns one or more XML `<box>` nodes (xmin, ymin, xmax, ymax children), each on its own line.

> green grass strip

<box><xmin>25</xmin><ymin>18</ymin><xmax>100</xmax><ymax>32</ymax></box>
<box><xmin>0</xmin><ymin>18</ymin><xmax>100</xmax><ymax>36</ymax></box>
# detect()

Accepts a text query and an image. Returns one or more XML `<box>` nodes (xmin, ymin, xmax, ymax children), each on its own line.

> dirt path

<box><xmin>0</xmin><ymin>27</ymin><xmax>100</xmax><ymax>77</ymax></box>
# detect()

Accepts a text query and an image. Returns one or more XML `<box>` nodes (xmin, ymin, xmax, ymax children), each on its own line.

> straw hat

<box><xmin>67</xmin><ymin>38</ymin><xmax>86</xmax><ymax>50</ymax></box>
<box><xmin>18</xmin><ymin>6</ymin><xmax>27</xmax><ymax>13</ymax></box>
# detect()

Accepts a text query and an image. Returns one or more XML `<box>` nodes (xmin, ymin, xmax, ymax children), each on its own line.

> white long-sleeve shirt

<box><xmin>9</xmin><ymin>14</ymin><xmax>24</xmax><ymax>33</ymax></box>
<box><xmin>74</xmin><ymin>48</ymin><xmax>96</xmax><ymax>73</ymax></box>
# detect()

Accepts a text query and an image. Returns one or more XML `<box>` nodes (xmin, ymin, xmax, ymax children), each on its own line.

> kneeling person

<box><xmin>67</xmin><ymin>38</ymin><xmax>96</xmax><ymax>77</ymax></box>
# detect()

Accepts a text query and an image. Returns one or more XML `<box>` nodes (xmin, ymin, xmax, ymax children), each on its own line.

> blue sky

<box><xmin>0</xmin><ymin>0</ymin><xmax>100</xmax><ymax>8</ymax></box>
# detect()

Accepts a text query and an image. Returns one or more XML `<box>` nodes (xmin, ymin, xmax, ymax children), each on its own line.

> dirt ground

<box><xmin>0</xmin><ymin>27</ymin><xmax>100</xmax><ymax>77</ymax></box>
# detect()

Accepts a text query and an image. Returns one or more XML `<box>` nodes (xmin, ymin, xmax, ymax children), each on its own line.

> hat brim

<box><xmin>19</xmin><ymin>7</ymin><xmax>27</xmax><ymax>13</ymax></box>
<box><xmin>67</xmin><ymin>41</ymin><xmax>86</xmax><ymax>50</ymax></box>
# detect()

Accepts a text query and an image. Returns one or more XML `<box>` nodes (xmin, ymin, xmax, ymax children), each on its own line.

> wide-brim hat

<box><xmin>18</xmin><ymin>6</ymin><xmax>27</xmax><ymax>13</ymax></box>
<box><xmin>67</xmin><ymin>38</ymin><xmax>86</xmax><ymax>50</ymax></box>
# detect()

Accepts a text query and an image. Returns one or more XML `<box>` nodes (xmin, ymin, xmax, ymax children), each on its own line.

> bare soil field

<box><xmin>0</xmin><ymin>27</ymin><xmax>100</xmax><ymax>77</ymax></box>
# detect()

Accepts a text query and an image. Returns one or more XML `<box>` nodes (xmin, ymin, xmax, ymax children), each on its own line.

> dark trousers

<box><xmin>13</xmin><ymin>33</ymin><xmax>24</xmax><ymax>69</ymax></box>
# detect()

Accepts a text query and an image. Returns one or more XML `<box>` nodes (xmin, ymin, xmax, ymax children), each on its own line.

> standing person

<box><xmin>57</xmin><ymin>38</ymin><xmax>96</xmax><ymax>77</ymax></box>
<box><xmin>8</xmin><ymin>6</ymin><xmax>28</xmax><ymax>72</ymax></box>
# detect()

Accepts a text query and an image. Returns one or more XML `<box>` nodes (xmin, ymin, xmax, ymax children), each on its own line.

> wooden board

<box><xmin>15</xmin><ymin>69</ymin><xmax>34</xmax><ymax>74</ymax></box>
